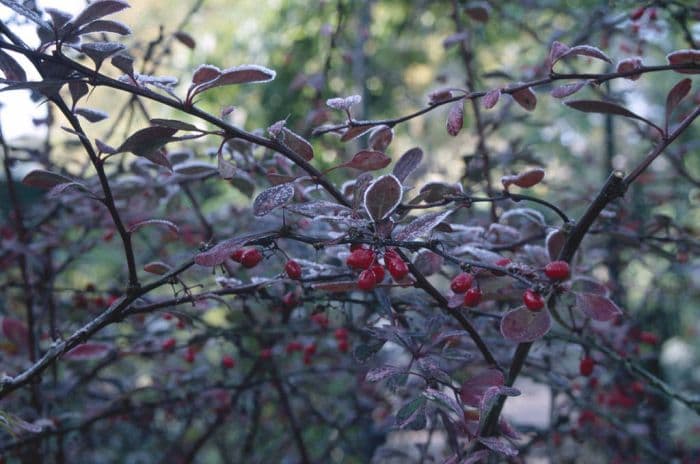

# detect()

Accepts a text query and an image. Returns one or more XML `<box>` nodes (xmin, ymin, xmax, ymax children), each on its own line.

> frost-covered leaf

<box><xmin>194</xmin><ymin>232</ymin><xmax>267</xmax><ymax>266</ymax></box>
<box><xmin>326</xmin><ymin>94</ymin><xmax>361</xmax><ymax>110</ymax></box>
<box><xmin>546</xmin><ymin>229</ymin><xmax>567</xmax><ymax>261</ymax></box>
<box><xmin>565</xmin><ymin>100</ymin><xmax>660</xmax><ymax>133</ymax></box>
<box><xmin>482</xmin><ymin>88</ymin><xmax>501</xmax><ymax>109</ymax></box>
<box><xmin>413</xmin><ymin>250</ymin><xmax>443</xmax><ymax>276</ymax></box>
<box><xmin>365</xmin><ymin>366</ymin><xmax>402</xmax><ymax>382</ymax></box>
<box><xmin>117</xmin><ymin>126</ymin><xmax>177</xmax><ymax>169</ymax></box>
<box><xmin>500</xmin><ymin>307</ymin><xmax>551</xmax><ymax>342</ymax></box>
<box><xmin>128</xmin><ymin>219</ymin><xmax>179</xmax><ymax>235</ymax></box>
<box><xmin>395</xmin><ymin>209</ymin><xmax>453</xmax><ymax>241</ymax></box>
<box><xmin>511</xmin><ymin>87</ymin><xmax>537</xmax><ymax>111</ymax></box>
<box><xmin>551</xmin><ymin>80</ymin><xmax>589</xmax><ymax>99</ymax></box>
<box><xmin>396</xmin><ymin>397</ymin><xmax>426</xmax><ymax>428</ymax></box>
<box><xmin>150</xmin><ymin>118</ymin><xmax>199</xmax><ymax>131</ymax></box>
<box><xmin>68</xmin><ymin>0</ymin><xmax>129</xmax><ymax>31</ymax></box>
<box><xmin>477</xmin><ymin>437</ymin><xmax>518</xmax><ymax>457</ymax></box>
<box><xmin>665</xmin><ymin>78</ymin><xmax>692</xmax><ymax>133</ymax></box>
<box><xmin>285</xmin><ymin>201</ymin><xmax>352</xmax><ymax>218</ymax></box>
<box><xmin>423</xmin><ymin>388</ymin><xmax>463</xmax><ymax>418</ymax></box>
<box><xmin>281</xmin><ymin>127</ymin><xmax>314</xmax><ymax>161</ymax></box>
<box><xmin>460</xmin><ymin>368</ymin><xmax>504</xmax><ymax>407</ymax></box>
<box><xmin>616</xmin><ymin>57</ymin><xmax>643</xmax><ymax>80</ymax></box>
<box><xmin>666</xmin><ymin>49</ymin><xmax>700</xmax><ymax>74</ymax></box>
<box><xmin>253</xmin><ymin>183</ymin><xmax>295</xmax><ymax>217</ymax></box>
<box><xmin>143</xmin><ymin>261</ymin><xmax>171</xmax><ymax>275</ymax></box>
<box><xmin>575</xmin><ymin>292</ymin><xmax>622</xmax><ymax>321</ymax></box>
<box><xmin>446</xmin><ymin>99</ymin><xmax>464</xmax><ymax>136</ymax></box>
<box><xmin>340</xmin><ymin>124</ymin><xmax>373</xmax><ymax>142</ymax></box>
<box><xmin>392</xmin><ymin>147</ymin><xmax>422</xmax><ymax>183</ymax></box>
<box><xmin>22</xmin><ymin>170</ymin><xmax>73</xmax><ymax>190</ymax></box>
<box><xmin>560</xmin><ymin>44</ymin><xmax>611</xmax><ymax>64</ymax></box>
<box><xmin>77</xmin><ymin>19</ymin><xmax>131</xmax><ymax>36</ymax></box>
<box><xmin>363</xmin><ymin>174</ymin><xmax>402</xmax><ymax>222</ymax></box>
<box><xmin>189</xmin><ymin>64</ymin><xmax>276</xmax><ymax>99</ymax></box>
<box><xmin>343</xmin><ymin>150</ymin><xmax>391</xmax><ymax>171</ymax></box>
<box><xmin>368</xmin><ymin>125</ymin><xmax>394</xmax><ymax>152</ymax></box>
<box><xmin>173</xmin><ymin>161</ymin><xmax>218</xmax><ymax>175</ymax></box>
<box><xmin>81</xmin><ymin>42</ymin><xmax>126</xmax><ymax>68</ymax></box>
<box><xmin>75</xmin><ymin>107</ymin><xmax>108</xmax><ymax>122</ymax></box>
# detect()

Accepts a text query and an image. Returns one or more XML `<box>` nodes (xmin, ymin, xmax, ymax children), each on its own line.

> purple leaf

<box><xmin>0</xmin><ymin>0</ymin><xmax>51</xmax><ymax>31</ymax></box>
<box><xmin>340</xmin><ymin>124</ymin><xmax>373</xmax><ymax>142</ymax></box>
<box><xmin>253</xmin><ymin>183</ymin><xmax>295</xmax><ymax>217</ymax></box>
<box><xmin>665</xmin><ymin>78</ymin><xmax>692</xmax><ymax>133</ymax></box>
<box><xmin>428</xmin><ymin>88</ymin><xmax>454</xmax><ymax>105</ymax></box>
<box><xmin>117</xmin><ymin>126</ymin><xmax>178</xmax><ymax>168</ymax></box>
<box><xmin>80</xmin><ymin>42</ymin><xmax>126</xmax><ymax>68</ymax></box>
<box><xmin>0</xmin><ymin>50</ymin><xmax>26</xmax><ymax>81</ymax></box>
<box><xmin>392</xmin><ymin>147</ymin><xmax>422</xmax><ymax>183</ymax></box>
<box><xmin>395</xmin><ymin>209</ymin><xmax>454</xmax><ymax>241</ymax></box>
<box><xmin>128</xmin><ymin>219</ymin><xmax>179</xmax><ymax>235</ymax></box>
<box><xmin>111</xmin><ymin>53</ymin><xmax>134</xmax><ymax>76</ymax></box>
<box><xmin>286</xmin><ymin>200</ymin><xmax>352</xmax><ymax>218</ymax></box>
<box><xmin>343</xmin><ymin>150</ymin><xmax>391</xmax><ymax>171</ymax></box>
<box><xmin>150</xmin><ymin>118</ymin><xmax>199</xmax><ymax>132</ymax></box>
<box><xmin>511</xmin><ymin>87</ymin><xmax>537</xmax><ymax>111</ymax></box>
<box><xmin>501</xmin><ymin>168</ymin><xmax>545</xmax><ymax>190</ymax></box>
<box><xmin>368</xmin><ymin>125</ymin><xmax>394</xmax><ymax>152</ymax></box>
<box><xmin>423</xmin><ymin>388</ymin><xmax>463</xmax><ymax>418</ymax></box>
<box><xmin>77</xmin><ymin>19</ymin><xmax>132</xmax><ymax>35</ymax></box>
<box><xmin>365</xmin><ymin>366</ymin><xmax>402</xmax><ymax>382</ymax></box>
<box><xmin>68</xmin><ymin>0</ymin><xmax>130</xmax><ymax>31</ymax></box>
<box><xmin>500</xmin><ymin>307</ymin><xmax>552</xmax><ymax>342</ymax></box>
<box><xmin>395</xmin><ymin>397</ymin><xmax>426</xmax><ymax>428</ymax></box>
<box><xmin>561</xmin><ymin>44</ymin><xmax>611</xmax><ymax>64</ymax></box>
<box><xmin>565</xmin><ymin>100</ymin><xmax>662</xmax><ymax>134</ymax></box>
<box><xmin>217</xmin><ymin>153</ymin><xmax>236</xmax><ymax>179</ymax></box>
<box><xmin>74</xmin><ymin>107</ymin><xmax>108</xmax><ymax>123</ymax></box>
<box><xmin>551</xmin><ymin>80</ymin><xmax>589</xmax><ymax>99</ymax></box>
<box><xmin>575</xmin><ymin>292</ymin><xmax>622</xmax><ymax>321</ymax></box>
<box><xmin>281</xmin><ymin>127</ymin><xmax>314</xmax><ymax>161</ymax></box>
<box><xmin>476</xmin><ymin>437</ymin><xmax>518</xmax><ymax>457</ymax></box>
<box><xmin>143</xmin><ymin>261</ymin><xmax>171</xmax><ymax>275</ymax></box>
<box><xmin>616</xmin><ymin>57</ymin><xmax>643</xmax><ymax>80</ymax></box>
<box><xmin>22</xmin><ymin>170</ymin><xmax>73</xmax><ymax>189</ymax></box>
<box><xmin>326</xmin><ymin>95</ymin><xmax>361</xmax><ymax>110</ymax></box>
<box><xmin>462</xmin><ymin>450</ymin><xmax>490</xmax><ymax>464</ymax></box>
<box><xmin>479</xmin><ymin>385</ymin><xmax>520</xmax><ymax>417</ymax></box>
<box><xmin>482</xmin><ymin>88</ymin><xmax>501</xmax><ymax>109</ymax></box>
<box><xmin>666</xmin><ymin>49</ymin><xmax>700</xmax><ymax>74</ymax></box>
<box><xmin>174</xmin><ymin>161</ymin><xmax>217</xmax><ymax>175</ymax></box>
<box><xmin>191</xmin><ymin>64</ymin><xmax>221</xmax><ymax>84</ymax></box>
<box><xmin>69</xmin><ymin>81</ymin><xmax>89</xmax><ymax>107</ymax></box>
<box><xmin>547</xmin><ymin>41</ymin><xmax>570</xmax><ymax>69</ymax></box>
<box><xmin>363</xmin><ymin>174</ymin><xmax>402</xmax><ymax>222</ymax></box>
<box><xmin>446</xmin><ymin>99</ymin><xmax>464</xmax><ymax>136</ymax></box>
<box><xmin>546</xmin><ymin>229</ymin><xmax>566</xmax><ymax>261</ymax></box>
<box><xmin>460</xmin><ymin>368</ymin><xmax>504</xmax><ymax>407</ymax></box>
<box><xmin>174</xmin><ymin>31</ymin><xmax>196</xmax><ymax>49</ymax></box>
<box><xmin>64</xmin><ymin>343</ymin><xmax>111</xmax><ymax>361</ymax></box>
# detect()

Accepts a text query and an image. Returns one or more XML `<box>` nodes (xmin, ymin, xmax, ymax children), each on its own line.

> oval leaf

<box><xmin>511</xmin><ymin>87</ymin><xmax>537</xmax><ymax>111</ymax></box>
<box><xmin>395</xmin><ymin>209</ymin><xmax>453</xmax><ymax>241</ymax></box>
<box><xmin>253</xmin><ymin>183</ymin><xmax>295</xmax><ymax>217</ymax></box>
<box><xmin>143</xmin><ymin>261</ymin><xmax>172</xmax><ymax>275</ymax></box>
<box><xmin>459</xmin><ymin>368</ymin><xmax>504</xmax><ymax>407</ymax></box>
<box><xmin>500</xmin><ymin>307</ymin><xmax>552</xmax><ymax>342</ymax></box>
<box><xmin>368</xmin><ymin>125</ymin><xmax>394</xmax><ymax>152</ymax></box>
<box><xmin>561</xmin><ymin>45</ymin><xmax>611</xmax><ymax>64</ymax></box>
<box><xmin>551</xmin><ymin>80</ymin><xmax>589</xmax><ymax>99</ymax></box>
<box><xmin>22</xmin><ymin>170</ymin><xmax>73</xmax><ymax>190</ymax></box>
<box><xmin>281</xmin><ymin>127</ymin><xmax>314</xmax><ymax>161</ymax></box>
<box><xmin>0</xmin><ymin>50</ymin><xmax>26</xmax><ymax>81</ymax></box>
<box><xmin>616</xmin><ymin>57</ymin><xmax>643</xmax><ymax>81</ymax></box>
<box><xmin>446</xmin><ymin>100</ymin><xmax>464</xmax><ymax>136</ymax></box>
<box><xmin>128</xmin><ymin>219</ymin><xmax>179</xmax><ymax>235</ymax></box>
<box><xmin>363</xmin><ymin>174</ymin><xmax>402</xmax><ymax>222</ymax></box>
<box><xmin>565</xmin><ymin>99</ymin><xmax>661</xmax><ymax>134</ymax></box>
<box><xmin>340</xmin><ymin>124</ymin><xmax>373</xmax><ymax>142</ymax></box>
<box><xmin>482</xmin><ymin>88</ymin><xmax>501</xmax><ymax>109</ymax></box>
<box><xmin>392</xmin><ymin>147</ymin><xmax>423</xmax><ymax>183</ymax></box>
<box><xmin>665</xmin><ymin>78</ymin><xmax>692</xmax><ymax>132</ymax></box>
<box><xmin>344</xmin><ymin>150</ymin><xmax>391</xmax><ymax>171</ymax></box>
<box><xmin>575</xmin><ymin>292</ymin><xmax>622</xmax><ymax>321</ymax></box>
<box><xmin>666</xmin><ymin>49</ymin><xmax>700</xmax><ymax>74</ymax></box>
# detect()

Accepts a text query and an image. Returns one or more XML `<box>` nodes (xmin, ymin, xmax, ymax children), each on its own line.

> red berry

<box><xmin>384</xmin><ymin>250</ymin><xmax>409</xmax><ymax>280</ymax></box>
<box><xmin>450</xmin><ymin>272</ymin><xmax>474</xmax><ymax>293</ymax></box>
<box><xmin>463</xmin><ymin>287</ymin><xmax>482</xmax><ymax>307</ymax></box>
<box><xmin>285</xmin><ymin>260</ymin><xmax>302</xmax><ymax>279</ymax></box>
<box><xmin>492</xmin><ymin>258</ymin><xmax>511</xmax><ymax>276</ymax></box>
<box><xmin>221</xmin><ymin>355</ymin><xmax>235</xmax><ymax>369</ymax></box>
<box><xmin>579</xmin><ymin>356</ymin><xmax>595</xmax><ymax>376</ymax></box>
<box><xmin>163</xmin><ymin>313</ymin><xmax>174</xmax><ymax>321</ymax></box>
<box><xmin>282</xmin><ymin>291</ymin><xmax>298</xmax><ymax>309</ymax></box>
<box><xmin>304</xmin><ymin>343</ymin><xmax>316</xmax><ymax>356</ymax></box>
<box><xmin>176</xmin><ymin>319</ymin><xmax>186</xmax><ymax>330</ymax></box>
<box><xmin>240</xmin><ymin>248</ymin><xmax>263</xmax><ymax>268</ymax></box>
<box><xmin>337</xmin><ymin>339</ymin><xmax>349</xmax><ymax>352</ymax></box>
<box><xmin>638</xmin><ymin>331</ymin><xmax>659</xmax><ymax>345</ymax></box>
<box><xmin>230</xmin><ymin>248</ymin><xmax>245</xmax><ymax>262</ymax></box>
<box><xmin>260</xmin><ymin>348</ymin><xmax>273</xmax><ymax>359</ymax></box>
<box><xmin>310</xmin><ymin>313</ymin><xmax>329</xmax><ymax>328</ymax></box>
<box><xmin>544</xmin><ymin>260</ymin><xmax>570</xmax><ymax>280</ymax></box>
<box><xmin>334</xmin><ymin>328</ymin><xmax>348</xmax><ymax>340</ymax></box>
<box><xmin>286</xmin><ymin>341</ymin><xmax>303</xmax><ymax>353</ymax></box>
<box><xmin>523</xmin><ymin>289</ymin><xmax>545</xmax><ymax>311</ymax></box>
<box><xmin>162</xmin><ymin>338</ymin><xmax>176</xmax><ymax>351</ymax></box>
<box><xmin>184</xmin><ymin>347</ymin><xmax>196</xmax><ymax>363</ymax></box>
<box><xmin>369</xmin><ymin>264</ymin><xmax>385</xmax><ymax>283</ymax></box>
<box><xmin>630</xmin><ymin>6</ymin><xmax>645</xmax><ymax>21</ymax></box>
<box><xmin>358</xmin><ymin>269</ymin><xmax>377</xmax><ymax>291</ymax></box>
<box><xmin>346</xmin><ymin>248</ymin><xmax>374</xmax><ymax>270</ymax></box>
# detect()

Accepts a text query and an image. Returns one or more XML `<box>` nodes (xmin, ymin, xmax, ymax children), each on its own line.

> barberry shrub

<box><xmin>0</xmin><ymin>1</ymin><xmax>699</xmax><ymax>463</ymax></box>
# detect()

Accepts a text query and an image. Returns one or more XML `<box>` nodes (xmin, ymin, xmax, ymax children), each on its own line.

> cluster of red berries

<box><xmin>231</xmin><ymin>247</ymin><xmax>263</xmax><ymax>268</ymax></box>
<box><xmin>346</xmin><ymin>246</ymin><xmax>409</xmax><ymax>291</ymax></box>
<box><xmin>450</xmin><ymin>272</ymin><xmax>482</xmax><ymax>307</ymax></box>
<box><xmin>335</xmin><ymin>327</ymin><xmax>349</xmax><ymax>352</ymax></box>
